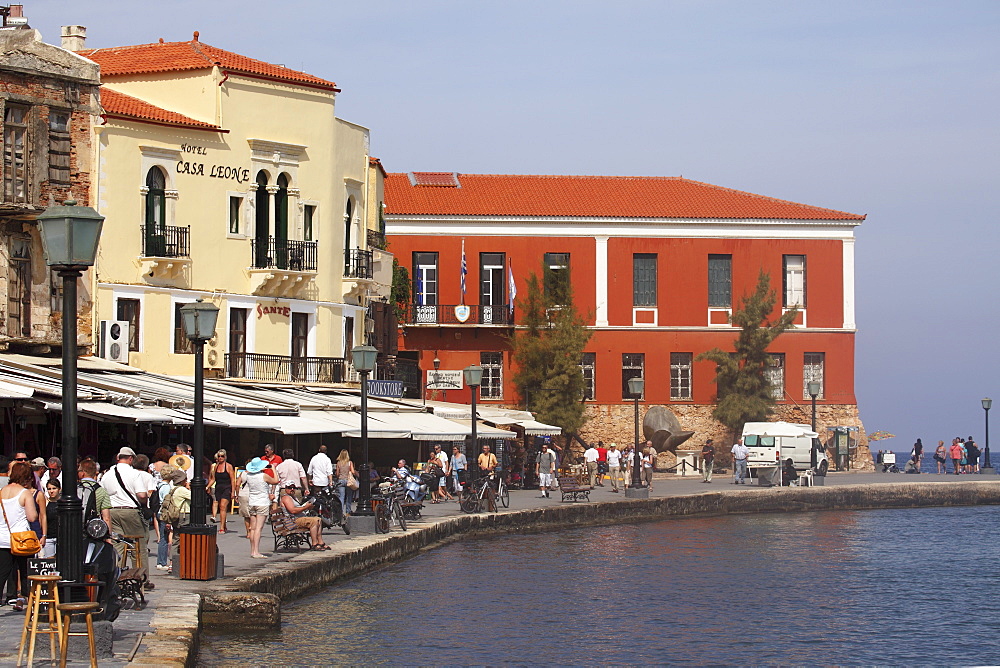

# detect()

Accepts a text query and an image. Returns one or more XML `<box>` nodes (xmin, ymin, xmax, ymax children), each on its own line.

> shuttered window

<box><xmin>48</xmin><ymin>111</ymin><xmax>71</xmax><ymax>184</ymax></box>
<box><xmin>783</xmin><ymin>255</ymin><xmax>806</xmax><ymax>307</ymax></box>
<box><xmin>633</xmin><ymin>254</ymin><xmax>657</xmax><ymax>306</ymax></box>
<box><xmin>708</xmin><ymin>255</ymin><xmax>732</xmax><ymax>307</ymax></box>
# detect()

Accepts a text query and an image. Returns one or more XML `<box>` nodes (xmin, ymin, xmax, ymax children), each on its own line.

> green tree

<box><xmin>697</xmin><ymin>270</ymin><xmax>798</xmax><ymax>435</ymax></box>
<box><xmin>511</xmin><ymin>265</ymin><xmax>592</xmax><ymax>438</ymax></box>
<box><xmin>390</xmin><ymin>259</ymin><xmax>410</xmax><ymax>320</ymax></box>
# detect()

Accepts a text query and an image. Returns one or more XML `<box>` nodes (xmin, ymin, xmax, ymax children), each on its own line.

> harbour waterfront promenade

<box><xmin>2</xmin><ymin>470</ymin><xmax>998</xmax><ymax>666</ymax></box>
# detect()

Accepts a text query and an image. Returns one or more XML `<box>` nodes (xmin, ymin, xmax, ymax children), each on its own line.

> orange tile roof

<box><xmin>99</xmin><ymin>88</ymin><xmax>224</xmax><ymax>131</ymax></box>
<box><xmin>82</xmin><ymin>35</ymin><xmax>338</xmax><ymax>91</ymax></box>
<box><xmin>385</xmin><ymin>173</ymin><xmax>865</xmax><ymax>221</ymax></box>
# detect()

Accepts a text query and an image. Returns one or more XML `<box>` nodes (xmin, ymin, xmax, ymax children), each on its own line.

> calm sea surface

<box><xmin>199</xmin><ymin>506</ymin><xmax>1000</xmax><ymax>666</ymax></box>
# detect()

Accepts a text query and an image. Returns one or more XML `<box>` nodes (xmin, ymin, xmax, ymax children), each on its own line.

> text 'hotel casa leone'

<box><xmin>385</xmin><ymin>172</ymin><xmax>867</xmax><ymax>454</ymax></box>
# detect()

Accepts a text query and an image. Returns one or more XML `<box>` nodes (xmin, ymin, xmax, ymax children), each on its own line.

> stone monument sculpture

<box><xmin>642</xmin><ymin>405</ymin><xmax>695</xmax><ymax>453</ymax></box>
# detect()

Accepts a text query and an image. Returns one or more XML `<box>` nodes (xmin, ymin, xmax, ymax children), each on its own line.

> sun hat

<box><xmin>117</xmin><ymin>446</ymin><xmax>136</xmax><ymax>458</ymax></box>
<box><xmin>245</xmin><ymin>457</ymin><xmax>267</xmax><ymax>474</ymax></box>
<box><xmin>169</xmin><ymin>454</ymin><xmax>192</xmax><ymax>471</ymax></box>
<box><xmin>30</xmin><ymin>457</ymin><xmax>45</xmax><ymax>467</ymax></box>
<box><xmin>170</xmin><ymin>468</ymin><xmax>188</xmax><ymax>485</ymax></box>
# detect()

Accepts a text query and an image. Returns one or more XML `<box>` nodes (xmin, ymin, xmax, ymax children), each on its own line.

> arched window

<box><xmin>254</xmin><ymin>171</ymin><xmax>270</xmax><ymax>267</ymax></box>
<box><xmin>145</xmin><ymin>167</ymin><xmax>166</xmax><ymax>231</ymax></box>
<box><xmin>274</xmin><ymin>173</ymin><xmax>289</xmax><ymax>267</ymax></box>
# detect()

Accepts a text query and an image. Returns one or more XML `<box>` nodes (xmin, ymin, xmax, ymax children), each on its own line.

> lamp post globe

<box><xmin>626</xmin><ymin>376</ymin><xmax>646</xmax><ymax>497</ymax></box>
<box><xmin>36</xmin><ymin>200</ymin><xmax>103</xmax><ymax>585</ymax></box>
<box><xmin>352</xmin><ymin>345</ymin><xmax>378</xmax><ymax>515</ymax></box>
<box><xmin>464</xmin><ymin>366</ymin><xmax>483</xmax><ymax>482</ymax></box>
<box><xmin>983</xmin><ymin>398</ymin><xmax>993</xmax><ymax>473</ymax></box>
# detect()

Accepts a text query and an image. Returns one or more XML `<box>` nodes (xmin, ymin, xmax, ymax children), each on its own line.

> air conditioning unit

<box><xmin>99</xmin><ymin>320</ymin><xmax>129</xmax><ymax>364</ymax></box>
<box><xmin>204</xmin><ymin>333</ymin><xmax>223</xmax><ymax>369</ymax></box>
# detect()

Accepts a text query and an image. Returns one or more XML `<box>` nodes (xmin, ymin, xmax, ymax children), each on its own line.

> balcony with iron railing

<box><xmin>225</xmin><ymin>352</ymin><xmax>349</xmax><ymax>383</ymax></box>
<box><xmin>141</xmin><ymin>224</ymin><xmax>190</xmax><ymax>258</ymax></box>
<box><xmin>366</xmin><ymin>228</ymin><xmax>386</xmax><ymax>250</ymax></box>
<box><xmin>402</xmin><ymin>303</ymin><xmax>515</xmax><ymax>326</ymax></box>
<box><xmin>344</xmin><ymin>248</ymin><xmax>373</xmax><ymax>279</ymax></box>
<box><xmin>251</xmin><ymin>237</ymin><xmax>318</xmax><ymax>272</ymax></box>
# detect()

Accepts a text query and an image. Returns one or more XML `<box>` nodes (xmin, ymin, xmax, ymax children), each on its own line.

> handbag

<box><xmin>1</xmin><ymin>490</ymin><xmax>41</xmax><ymax>557</ymax></box>
<box><xmin>346</xmin><ymin>472</ymin><xmax>360</xmax><ymax>491</ymax></box>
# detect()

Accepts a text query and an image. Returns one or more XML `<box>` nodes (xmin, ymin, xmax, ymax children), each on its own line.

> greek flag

<box><xmin>460</xmin><ymin>239</ymin><xmax>467</xmax><ymax>304</ymax></box>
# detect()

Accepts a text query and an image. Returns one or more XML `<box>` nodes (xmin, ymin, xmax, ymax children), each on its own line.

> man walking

<box><xmin>537</xmin><ymin>442</ymin><xmax>557</xmax><ymax>498</ymax></box>
<box><xmin>595</xmin><ymin>441</ymin><xmax>608</xmax><ymax>486</ymax></box>
<box><xmin>307</xmin><ymin>445</ymin><xmax>334</xmax><ymax>493</ymax></box>
<box><xmin>584</xmin><ymin>442</ymin><xmax>599</xmax><ymax>487</ymax></box>
<box><xmin>642</xmin><ymin>441</ymin><xmax>656</xmax><ymax>491</ymax></box>
<box><xmin>731</xmin><ymin>437</ymin><xmax>749</xmax><ymax>484</ymax></box>
<box><xmin>701</xmin><ymin>439</ymin><xmax>715</xmax><ymax>483</ymax></box>
<box><xmin>275</xmin><ymin>449</ymin><xmax>309</xmax><ymax>499</ymax></box>
<box><xmin>101</xmin><ymin>447</ymin><xmax>150</xmax><ymax>578</ymax></box>
<box><xmin>606</xmin><ymin>443</ymin><xmax>623</xmax><ymax>492</ymax></box>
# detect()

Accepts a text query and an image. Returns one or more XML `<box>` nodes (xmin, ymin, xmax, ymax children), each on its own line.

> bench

<box><xmin>117</xmin><ymin>567</ymin><xmax>146</xmax><ymax>609</ymax></box>
<box><xmin>557</xmin><ymin>476</ymin><xmax>592</xmax><ymax>502</ymax></box>
<box><xmin>270</xmin><ymin>510</ymin><xmax>312</xmax><ymax>552</ymax></box>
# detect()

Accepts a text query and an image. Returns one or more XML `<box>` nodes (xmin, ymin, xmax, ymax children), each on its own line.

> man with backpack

<box><xmin>78</xmin><ymin>458</ymin><xmax>111</xmax><ymax>529</ymax></box>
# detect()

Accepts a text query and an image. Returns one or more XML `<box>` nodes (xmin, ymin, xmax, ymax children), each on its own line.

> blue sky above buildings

<box><xmin>26</xmin><ymin>0</ymin><xmax>1000</xmax><ymax>448</ymax></box>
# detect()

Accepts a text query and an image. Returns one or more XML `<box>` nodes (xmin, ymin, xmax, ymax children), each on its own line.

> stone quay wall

<box><xmin>577</xmin><ymin>403</ymin><xmax>873</xmax><ymax>471</ymax></box>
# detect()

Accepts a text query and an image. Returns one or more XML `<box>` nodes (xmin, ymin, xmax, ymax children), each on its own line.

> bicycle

<box><xmin>459</xmin><ymin>475</ymin><xmax>498</xmax><ymax>513</ymax></box>
<box><xmin>372</xmin><ymin>478</ymin><xmax>407</xmax><ymax>533</ymax></box>
<box><xmin>495</xmin><ymin>472</ymin><xmax>510</xmax><ymax>508</ymax></box>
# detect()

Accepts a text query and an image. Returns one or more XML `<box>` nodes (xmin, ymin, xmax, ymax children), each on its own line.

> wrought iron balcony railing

<box><xmin>403</xmin><ymin>303</ymin><xmax>514</xmax><ymax>326</ymax></box>
<box><xmin>141</xmin><ymin>224</ymin><xmax>190</xmax><ymax>258</ymax></box>
<box><xmin>250</xmin><ymin>237</ymin><xmax>318</xmax><ymax>271</ymax></box>
<box><xmin>344</xmin><ymin>248</ymin><xmax>373</xmax><ymax>279</ymax></box>
<box><xmin>366</xmin><ymin>228</ymin><xmax>386</xmax><ymax>250</ymax></box>
<box><xmin>225</xmin><ymin>352</ymin><xmax>347</xmax><ymax>383</ymax></box>
<box><xmin>375</xmin><ymin>357</ymin><xmax>422</xmax><ymax>398</ymax></box>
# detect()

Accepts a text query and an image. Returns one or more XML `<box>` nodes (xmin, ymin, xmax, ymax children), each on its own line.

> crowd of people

<box><xmin>876</xmin><ymin>436</ymin><xmax>986</xmax><ymax>474</ymax></box>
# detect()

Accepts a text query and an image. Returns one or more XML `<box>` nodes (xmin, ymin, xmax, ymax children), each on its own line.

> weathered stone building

<box><xmin>0</xmin><ymin>10</ymin><xmax>100</xmax><ymax>352</ymax></box>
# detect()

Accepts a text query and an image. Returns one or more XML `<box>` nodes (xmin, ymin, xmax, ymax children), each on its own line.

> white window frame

<box><xmin>580</xmin><ymin>352</ymin><xmax>596</xmax><ymax>401</ymax></box>
<box><xmin>480</xmin><ymin>352</ymin><xmax>503</xmax><ymax>400</ymax></box>
<box><xmin>766</xmin><ymin>353</ymin><xmax>785</xmax><ymax>400</ymax></box>
<box><xmin>112</xmin><ymin>286</ymin><xmax>147</xmax><ymax>353</ymax></box>
<box><xmin>803</xmin><ymin>352</ymin><xmax>825</xmax><ymax>400</ymax></box>
<box><xmin>670</xmin><ymin>352</ymin><xmax>693</xmax><ymax>401</ymax></box>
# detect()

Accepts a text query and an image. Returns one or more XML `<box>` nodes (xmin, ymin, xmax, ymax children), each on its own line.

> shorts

<box><xmin>597</xmin><ymin>462</ymin><xmax>608</xmax><ymax>474</ymax></box>
<box><xmin>438</xmin><ymin>475</ymin><xmax>448</xmax><ymax>488</ymax></box>
<box><xmin>215</xmin><ymin>486</ymin><xmax>232</xmax><ymax>502</ymax></box>
<box><xmin>294</xmin><ymin>516</ymin><xmax>320</xmax><ymax>530</ymax></box>
<box><xmin>539</xmin><ymin>472</ymin><xmax>554</xmax><ymax>488</ymax></box>
<box><xmin>247</xmin><ymin>504</ymin><xmax>269</xmax><ymax>517</ymax></box>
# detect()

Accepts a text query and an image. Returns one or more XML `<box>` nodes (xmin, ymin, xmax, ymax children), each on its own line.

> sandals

<box><xmin>311</xmin><ymin>544</ymin><xmax>331</xmax><ymax>551</ymax></box>
<box><xmin>11</xmin><ymin>597</ymin><xmax>25</xmax><ymax>612</ymax></box>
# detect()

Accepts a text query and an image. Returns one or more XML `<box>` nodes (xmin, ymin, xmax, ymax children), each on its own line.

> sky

<box><xmin>20</xmin><ymin>0</ymin><xmax>1000</xmax><ymax>450</ymax></box>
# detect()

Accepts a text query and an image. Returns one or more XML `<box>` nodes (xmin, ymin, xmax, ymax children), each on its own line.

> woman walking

<box><xmin>42</xmin><ymin>479</ymin><xmax>60</xmax><ymax>558</ymax></box>
<box><xmin>240</xmin><ymin>458</ymin><xmax>278</xmax><ymax>559</ymax></box>
<box><xmin>208</xmin><ymin>450</ymin><xmax>236</xmax><ymax>533</ymax></box>
<box><xmin>934</xmin><ymin>441</ymin><xmax>947</xmax><ymax>474</ymax></box>
<box><xmin>335</xmin><ymin>449</ymin><xmax>357</xmax><ymax>518</ymax></box>
<box><xmin>0</xmin><ymin>462</ymin><xmax>39</xmax><ymax>612</ymax></box>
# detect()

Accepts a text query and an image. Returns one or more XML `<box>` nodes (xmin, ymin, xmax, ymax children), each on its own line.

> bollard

<box><xmin>179</xmin><ymin>525</ymin><xmax>218</xmax><ymax>580</ymax></box>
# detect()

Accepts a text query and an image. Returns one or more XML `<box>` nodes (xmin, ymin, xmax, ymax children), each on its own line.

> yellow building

<box><xmin>75</xmin><ymin>32</ymin><xmax>390</xmax><ymax>379</ymax></box>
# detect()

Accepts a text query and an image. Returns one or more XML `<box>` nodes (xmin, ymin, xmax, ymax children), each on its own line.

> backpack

<box><xmin>148</xmin><ymin>480</ymin><xmax>166</xmax><ymax>521</ymax></box>
<box><xmin>78</xmin><ymin>480</ymin><xmax>100</xmax><ymax>525</ymax></box>
<box><xmin>159</xmin><ymin>487</ymin><xmax>182</xmax><ymax>525</ymax></box>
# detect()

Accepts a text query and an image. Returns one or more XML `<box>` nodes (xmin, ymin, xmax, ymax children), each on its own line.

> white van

<box><xmin>742</xmin><ymin>422</ymin><xmax>829</xmax><ymax>476</ymax></box>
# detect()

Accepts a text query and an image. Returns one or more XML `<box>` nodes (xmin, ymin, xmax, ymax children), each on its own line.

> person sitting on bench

<box><xmin>278</xmin><ymin>484</ymin><xmax>329</xmax><ymax>550</ymax></box>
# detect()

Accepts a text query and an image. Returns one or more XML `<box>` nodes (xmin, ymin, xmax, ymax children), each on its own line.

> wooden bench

<box><xmin>557</xmin><ymin>476</ymin><xmax>592</xmax><ymax>502</ymax></box>
<box><xmin>270</xmin><ymin>510</ymin><xmax>312</xmax><ymax>552</ymax></box>
<box><xmin>117</xmin><ymin>567</ymin><xmax>146</xmax><ymax>609</ymax></box>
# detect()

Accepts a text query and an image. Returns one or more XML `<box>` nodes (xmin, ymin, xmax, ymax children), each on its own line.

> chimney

<box><xmin>61</xmin><ymin>25</ymin><xmax>87</xmax><ymax>51</ymax></box>
<box><xmin>3</xmin><ymin>5</ymin><xmax>29</xmax><ymax>29</ymax></box>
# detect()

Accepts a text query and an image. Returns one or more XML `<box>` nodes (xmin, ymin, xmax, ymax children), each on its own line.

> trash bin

<box><xmin>178</xmin><ymin>525</ymin><xmax>217</xmax><ymax>580</ymax></box>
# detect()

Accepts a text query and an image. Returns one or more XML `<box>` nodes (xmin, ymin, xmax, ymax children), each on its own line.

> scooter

<box><xmin>306</xmin><ymin>486</ymin><xmax>351</xmax><ymax>535</ymax></box>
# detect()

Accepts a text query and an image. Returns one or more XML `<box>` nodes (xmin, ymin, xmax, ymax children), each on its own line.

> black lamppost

<box><xmin>179</xmin><ymin>298</ymin><xmax>220</xmax><ymax>527</ymax></box>
<box><xmin>626</xmin><ymin>376</ymin><xmax>646</xmax><ymax>496</ymax></box>
<box><xmin>464</xmin><ymin>365</ymin><xmax>483</xmax><ymax>482</ymax></box>
<box><xmin>37</xmin><ymin>200</ymin><xmax>103</xmax><ymax>584</ymax></box>
<box><xmin>352</xmin><ymin>345</ymin><xmax>378</xmax><ymax>515</ymax></box>
<box><xmin>983</xmin><ymin>398</ymin><xmax>993</xmax><ymax>473</ymax></box>
<box><xmin>807</xmin><ymin>381</ymin><xmax>821</xmax><ymax>469</ymax></box>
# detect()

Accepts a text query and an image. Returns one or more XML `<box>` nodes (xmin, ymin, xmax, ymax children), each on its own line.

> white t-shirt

<box><xmin>607</xmin><ymin>449</ymin><xmax>622</xmax><ymax>467</ymax></box>
<box><xmin>584</xmin><ymin>447</ymin><xmax>598</xmax><ymax>463</ymax></box>
<box><xmin>307</xmin><ymin>452</ymin><xmax>334</xmax><ymax>487</ymax></box>
<box><xmin>436</xmin><ymin>451</ymin><xmax>449</xmax><ymax>472</ymax></box>
<box><xmin>100</xmin><ymin>462</ymin><xmax>148</xmax><ymax>507</ymax></box>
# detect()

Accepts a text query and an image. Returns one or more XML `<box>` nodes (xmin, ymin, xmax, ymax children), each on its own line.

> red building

<box><xmin>385</xmin><ymin>172</ymin><xmax>866</xmax><ymax>458</ymax></box>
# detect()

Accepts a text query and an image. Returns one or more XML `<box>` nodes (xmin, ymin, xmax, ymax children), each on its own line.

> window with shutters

<box><xmin>622</xmin><ymin>353</ymin><xmax>644</xmax><ymax>400</ymax></box>
<box><xmin>544</xmin><ymin>252</ymin><xmax>570</xmax><ymax>305</ymax></box>
<box><xmin>303</xmin><ymin>204</ymin><xmax>316</xmax><ymax>242</ymax></box>
<box><xmin>229</xmin><ymin>196</ymin><xmax>242</xmax><ymax>235</ymax></box>
<box><xmin>633</xmin><ymin>254</ymin><xmax>657</xmax><ymax>306</ymax></box>
<box><xmin>766</xmin><ymin>353</ymin><xmax>785</xmax><ymax>399</ymax></box>
<box><xmin>480</xmin><ymin>352</ymin><xmax>503</xmax><ymax>400</ymax></box>
<box><xmin>803</xmin><ymin>352</ymin><xmax>825</xmax><ymax>399</ymax></box>
<box><xmin>7</xmin><ymin>238</ymin><xmax>31</xmax><ymax>337</ymax></box>
<box><xmin>4</xmin><ymin>105</ymin><xmax>29</xmax><ymax>203</ymax></box>
<box><xmin>228</xmin><ymin>307</ymin><xmax>248</xmax><ymax>378</ymax></box>
<box><xmin>48</xmin><ymin>111</ymin><xmax>71</xmax><ymax>184</ymax></box>
<box><xmin>580</xmin><ymin>352</ymin><xmax>596</xmax><ymax>401</ymax></box>
<box><xmin>116</xmin><ymin>298</ymin><xmax>141</xmax><ymax>351</ymax></box>
<box><xmin>784</xmin><ymin>255</ymin><xmax>806</xmax><ymax>307</ymax></box>
<box><xmin>670</xmin><ymin>352</ymin><xmax>693</xmax><ymax>400</ymax></box>
<box><xmin>708</xmin><ymin>254</ymin><xmax>732</xmax><ymax>307</ymax></box>
<box><xmin>173</xmin><ymin>302</ymin><xmax>194</xmax><ymax>354</ymax></box>
<box><xmin>413</xmin><ymin>252</ymin><xmax>438</xmax><ymax>325</ymax></box>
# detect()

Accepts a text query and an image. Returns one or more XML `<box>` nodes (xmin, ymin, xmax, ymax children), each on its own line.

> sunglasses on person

<box><xmin>14</xmin><ymin>457</ymin><xmax>28</xmax><ymax>461</ymax></box>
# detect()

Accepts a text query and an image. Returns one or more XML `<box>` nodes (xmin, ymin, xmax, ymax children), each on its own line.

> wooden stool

<box><xmin>56</xmin><ymin>602</ymin><xmax>100</xmax><ymax>668</ymax></box>
<box><xmin>16</xmin><ymin>574</ymin><xmax>64</xmax><ymax>668</ymax></box>
<box><xmin>120</xmin><ymin>535</ymin><xmax>143</xmax><ymax>569</ymax></box>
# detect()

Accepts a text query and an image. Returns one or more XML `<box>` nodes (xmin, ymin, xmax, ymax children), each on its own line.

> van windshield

<box><xmin>744</xmin><ymin>435</ymin><xmax>774</xmax><ymax>446</ymax></box>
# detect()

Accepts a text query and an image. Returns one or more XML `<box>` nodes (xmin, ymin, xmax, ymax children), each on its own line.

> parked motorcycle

<box><xmin>306</xmin><ymin>486</ymin><xmax>351</xmax><ymax>535</ymax></box>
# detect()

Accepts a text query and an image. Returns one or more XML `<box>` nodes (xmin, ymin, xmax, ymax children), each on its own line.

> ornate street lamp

<box><xmin>352</xmin><ymin>345</ymin><xmax>378</xmax><ymax>514</ymax></box>
<box><xmin>179</xmin><ymin>298</ymin><xmax>220</xmax><ymax>527</ymax></box>
<box><xmin>807</xmin><ymin>381</ymin><xmax>821</xmax><ymax>469</ymax></box>
<box><xmin>464</xmin><ymin>365</ymin><xmax>483</xmax><ymax>482</ymax></box>
<box><xmin>626</xmin><ymin>376</ymin><xmax>646</xmax><ymax>495</ymax></box>
<box><xmin>36</xmin><ymin>200</ymin><xmax>103</xmax><ymax>585</ymax></box>
<box><xmin>983</xmin><ymin>398</ymin><xmax>993</xmax><ymax>473</ymax></box>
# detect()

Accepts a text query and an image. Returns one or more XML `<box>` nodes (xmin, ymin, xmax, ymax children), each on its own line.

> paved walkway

<box><xmin>0</xmin><ymin>467</ymin><xmax>986</xmax><ymax>663</ymax></box>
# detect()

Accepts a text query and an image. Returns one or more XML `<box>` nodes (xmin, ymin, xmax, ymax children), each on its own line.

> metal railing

<box><xmin>224</xmin><ymin>352</ymin><xmax>347</xmax><ymax>383</ymax></box>
<box><xmin>366</xmin><ymin>228</ymin><xmax>386</xmax><ymax>250</ymax></box>
<box><xmin>375</xmin><ymin>358</ymin><xmax>422</xmax><ymax>398</ymax></box>
<box><xmin>141</xmin><ymin>225</ymin><xmax>190</xmax><ymax>258</ymax></box>
<box><xmin>250</xmin><ymin>237</ymin><xmax>318</xmax><ymax>271</ymax></box>
<box><xmin>403</xmin><ymin>303</ymin><xmax>514</xmax><ymax>326</ymax></box>
<box><xmin>344</xmin><ymin>248</ymin><xmax>373</xmax><ymax>279</ymax></box>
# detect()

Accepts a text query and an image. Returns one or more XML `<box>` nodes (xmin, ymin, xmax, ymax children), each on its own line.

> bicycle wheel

<box><xmin>459</xmin><ymin>492</ymin><xmax>479</xmax><ymax>514</ymax></box>
<box><xmin>499</xmin><ymin>482</ymin><xmax>510</xmax><ymax>508</ymax></box>
<box><xmin>391</xmin><ymin>500</ymin><xmax>407</xmax><ymax>531</ymax></box>
<box><xmin>482</xmin><ymin>485</ymin><xmax>498</xmax><ymax>513</ymax></box>
<box><xmin>374</xmin><ymin>501</ymin><xmax>389</xmax><ymax>533</ymax></box>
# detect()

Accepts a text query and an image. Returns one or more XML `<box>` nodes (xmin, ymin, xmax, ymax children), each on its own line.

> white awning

<box><xmin>193</xmin><ymin>410</ymin><xmax>345</xmax><ymax>435</ymax></box>
<box><xmin>448</xmin><ymin>419</ymin><xmax>518</xmax><ymax>440</ymax></box>
<box><xmin>75</xmin><ymin>402</ymin><xmax>183</xmax><ymax>424</ymax></box>
<box><xmin>342</xmin><ymin>412</ymin><xmax>412</xmax><ymax>439</ymax></box>
<box><xmin>516</xmin><ymin>419</ymin><xmax>562</xmax><ymax>436</ymax></box>
<box><xmin>0</xmin><ymin>380</ymin><xmax>34</xmax><ymax>399</ymax></box>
